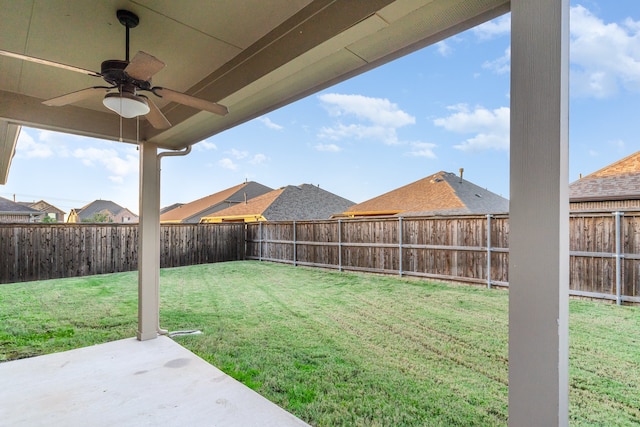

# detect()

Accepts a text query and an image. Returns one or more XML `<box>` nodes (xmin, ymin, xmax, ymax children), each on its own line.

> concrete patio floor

<box><xmin>0</xmin><ymin>336</ymin><xmax>309</xmax><ymax>427</ymax></box>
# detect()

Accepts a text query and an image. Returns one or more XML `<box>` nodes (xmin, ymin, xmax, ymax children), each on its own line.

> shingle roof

<box><xmin>570</xmin><ymin>151</ymin><xmax>640</xmax><ymax>202</ymax></box>
<box><xmin>202</xmin><ymin>184</ymin><xmax>355</xmax><ymax>221</ymax></box>
<box><xmin>343</xmin><ymin>171</ymin><xmax>509</xmax><ymax>217</ymax></box>
<box><xmin>160</xmin><ymin>181</ymin><xmax>273</xmax><ymax>223</ymax></box>
<box><xmin>263</xmin><ymin>184</ymin><xmax>355</xmax><ymax>220</ymax></box>
<box><xmin>160</xmin><ymin>203</ymin><xmax>183</xmax><ymax>215</ymax></box>
<box><xmin>0</xmin><ymin>196</ymin><xmax>41</xmax><ymax>214</ymax></box>
<box><xmin>19</xmin><ymin>200</ymin><xmax>66</xmax><ymax>215</ymax></box>
<box><xmin>75</xmin><ymin>200</ymin><xmax>128</xmax><ymax>220</ymax></box>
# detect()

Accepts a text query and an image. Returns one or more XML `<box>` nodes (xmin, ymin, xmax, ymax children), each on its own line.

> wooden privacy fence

<box><xmin>3</xmin><ymin>212</ymin><xmax>640</xmax><ymax>304</ymax></box>
<box><xmin>246</xmin><ymin>212</ymin><xmax>640</xmax><ymax>304</ymax></box>
<box><xmin>0</xmin><ymin>223</ymin><xmax>244</xmax><ymax>284</ymax></box>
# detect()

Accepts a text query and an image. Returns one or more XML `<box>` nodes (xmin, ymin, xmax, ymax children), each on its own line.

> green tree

<box><xmin>81</xmin><ymin>212</ymin><xmax>113</xmax><ymax>223</ymax></box>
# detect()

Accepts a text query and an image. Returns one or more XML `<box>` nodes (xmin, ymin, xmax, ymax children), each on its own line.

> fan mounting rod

<box><xmin>117</xmin><ymin>10</ymin><xmax>139</xmax><ymax>62</ymax></box>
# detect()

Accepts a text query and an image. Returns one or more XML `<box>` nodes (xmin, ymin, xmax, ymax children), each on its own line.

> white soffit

<box><xmin>0</xmin><ymin>0</ymin><xmax>510</xmax><ymax>163</ymax></box>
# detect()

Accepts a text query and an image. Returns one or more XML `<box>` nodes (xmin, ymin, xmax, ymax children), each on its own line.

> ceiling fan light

<box><xmin>103</xmin><ymin>92</ymin><xmax>150</xmax><ymax>118</ymax></box>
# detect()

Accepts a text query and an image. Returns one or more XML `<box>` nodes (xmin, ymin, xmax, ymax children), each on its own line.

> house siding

<box><xmin>0</xmin><ymin>214</ymin><xmax>37</xmax><ymax>223</ymax></box>
<box><xmin>571</xmin><ymin>200</ymin><xmax>640</xmax><ymax>211</ymax></box>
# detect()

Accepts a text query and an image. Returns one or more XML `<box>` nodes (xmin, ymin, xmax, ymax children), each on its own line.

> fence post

<box><xmin>614</xmin><ymin>211</ymin><xmax>623</xmax><ymax>305</ymax></box>
<box><xmin>293</xmin><ymin>221</ymin><xmax>297</xmax><ymax>266</ymax></box>
<box><xmin>398</xmin><ymin>217</ymin><xmax>403</xmax><ymax>277</ymax></box>
<box><xmin>338</xmin><ymin>219</ymin><xmax>342</xmax><ymax>272</ymax></box>
<box><xmin>259</xmin><ymin>221</ymin><xmax>263</xmax><ymax>262</ymax></box>
<box><xmin>487</xmin><ymin>214</ymin><xmax>492</xmax><ymax>289</ymax></box>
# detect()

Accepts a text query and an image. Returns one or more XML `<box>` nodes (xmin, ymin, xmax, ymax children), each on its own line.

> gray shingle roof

<box><xmin>75</xmin><ymin>200</ymin><xmax>127</xmax><ymax>220</ymax></box>
<box><xmin>160</xmin><ymin>181</ymin><xmax>273</xmax><ymax>223</ymax></box>
<box><xmin>0</xmin><ymin>196</ymin><xmax>41</xmax><ymax>214</ymax></box>
<box><xmin>343</xmin><ymin>171</ymin><xmax>509</xmax><ymax>217</ymax></box>
<box><xmin>202</xmin><ymin>184</ymin><xmax>355</xmax><ymax>221</ymax></box>
<box><xmin>263</xmin><ymin>184</ymin><xmax>355</xmax><ymax>220</ymax></box>
<box><xmin>438</xmin><ymin>171</ymin><xmax>509</xmax><ymax>214</ymax></box>
<box><xmin>569</xmin><ymin>151</ymin><xmax>640</xmax><ymax>202</ymax></box>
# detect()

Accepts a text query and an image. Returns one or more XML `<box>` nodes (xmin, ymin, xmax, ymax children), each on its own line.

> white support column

<box><xmin>509</xmin><ymin>1</ymin><xmax>569</xmax><ymax>426</ymax></box>
<box><xmin>137</xmin><ymin>142</ymin><xmax>161</xmax><ymax>341</ymax></box>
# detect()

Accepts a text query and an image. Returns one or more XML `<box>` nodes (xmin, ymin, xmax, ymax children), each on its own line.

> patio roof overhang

<box><xmin>0</xmin><ymin>1</ymin><xmax>572</xmax><ymax>425</ymax></box>
<box><xmin>0</xmin><ymin>0</ymin><xmax>510</xmax><ymax>165</ymax></box>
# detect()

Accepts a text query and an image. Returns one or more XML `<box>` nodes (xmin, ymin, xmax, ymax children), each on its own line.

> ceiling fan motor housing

<box><xmin>101</xmin><ymin>59</ymin><xmax>151</xmax><ymax>90</ymax></box>
<box><xmin>116</xmin><ymin>10</ymin><xmax>139</xmax><ymax>28</ymax></box>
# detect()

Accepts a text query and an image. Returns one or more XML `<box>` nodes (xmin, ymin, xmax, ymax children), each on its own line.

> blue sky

<box><xmin>2</xmin><ymin>1</ymin><xmax>639</xmax><ymax>216</ymax></box>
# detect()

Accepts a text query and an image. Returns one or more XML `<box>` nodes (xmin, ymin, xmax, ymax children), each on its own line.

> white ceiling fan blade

<box><xmin>153</xmin><ymin>87</ymin><xmax>229</xmax><ymax>116</ymax></box>
<box><xmin>144</xmin><ymin>97</ymin><xmax>171</xmax><ymax>129</ymax></box>
<box><xmin>0</xmin><ymin>49</ymin><xmax>100</xmax><ymax>77</ymax></box>
<box><xmin>42</xmin><ymin>87</ymin><xmax>110</xmax><ymax>107</ymax></box>
<box><xmin>125</xmin><ymin>51</ymin><xmax>165</xmax><ymax>82</ymax></box>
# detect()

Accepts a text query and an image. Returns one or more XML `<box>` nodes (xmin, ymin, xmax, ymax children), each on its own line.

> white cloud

<box><xmin>473</xmin><ymin>14</ymin><xmax>511</xmax><ymax>40</ymax></box>
<box><xmin>249</xmin><ymin>154</ymin><xmax>267</xmax><ymax>165</ymax></box>
<box><xmin>195</xmin><ymin>140</ymin><xmax>217</xmax><ymax>151</ymax></box>
<box><xmin>319</xmin><ymin>123</ymin><xmax>400</xmax><ymax>145</ymax></box>
<box><xmin>479</xmin><ymin>7</ymin><xmax>640</xmax><ymax>98</ymax></box>
<box><xmin>228</xmin><ymin>148</ymin><xmax>248</xmax><ymax>159</ymax></box>
<box><xmin>319</xmin><ymin>93</ymin><xmax>415</xmax><ymax>127</ymax></box>
<box><xmin>72</xmin><ymin>147</ymin><xmax>138</xmax><ymax>182</ymax></box>
<box><xmin>608</xmin><ymin>139</ymin><xmax>625</xmax><ymax>151</ymax></box>
<box><xmin>570</xmin><ymin>5</ymin><xmax>640</xmax><ymax>97</ymax></box>
<box><xmin>317</xmin><ymin>93</ymin><xmax>415</xmax><ymax>145</ymax></box>
<box><xmin>435</xmin><ymin>41</ymin><xmax>452</xmax><ymax>57</ymax></box>
<box><xmin>434</xmin><ymin>104</ymin><xmax>510</xmax><ymax>151</ymax></box>
<box><xmin>407</xmin><ymin>142</ymin><xmax>437</xmax><ymax>159</ymax></box>
<box><xmin>16</xmin><ymin>132</ymin><xmax>53</xmax><ymax>159</ymax></box>
<box><xmin>258</xmin><ymin>117</ymin><xmax>284</xmax><ymax>130</ymax></box>
<box><xmin>315</xmin><ymin>143</ymin><xmax>342</xmax><ymax>152</ymax></box>
<box><xmin>218</xmin><ymin>158</ymin><xmax>237</xmax><ymax>170</ymax></box>
<box><xmin>482</xmin><ymin>46</ymin><xmax>510</xmax><ymax>74</ymax></box>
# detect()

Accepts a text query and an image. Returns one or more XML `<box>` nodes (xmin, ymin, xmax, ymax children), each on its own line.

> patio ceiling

<box><xmin>0</xmin><ymin>0</ymin><xmax>509</xmax><ymax>184</ymax></box>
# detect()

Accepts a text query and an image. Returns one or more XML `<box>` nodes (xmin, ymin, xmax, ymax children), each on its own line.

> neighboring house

<box><xmin>160</xmin><ymin>203</ymin><xmax>184</xmax><ymax>215</ymax></box>
<box><xmin>570</xmin><ymin>151</ymin><xmax>640</xmax><ymax>211</ymax></box>
<box><xmin>339</xmin><ymin>170</ymin><xmax>509</xmax><ymax>218</ymax></box>
<box><xmin>67</xmin><ymin>200</ymin><xmax>138</xmax><ymax>223</ymax></box>
<box><xmin>200</xmin><ymin>184</ymin><xmax>355</xmax><ymax>223</ymax></box>
<box><xmin>160</xmin><ymin>181</ymin><xmax>273</xmax><ymax>224</ymax></box>
<box><xmin>0</xmin><ymin>196</ymin><xmax>44</xmax><ymax>223</ymax></box>
<box><xmin>18</xmin><ymin>200</ymin><xmax>66</xmax><ymax>222</ymax></box>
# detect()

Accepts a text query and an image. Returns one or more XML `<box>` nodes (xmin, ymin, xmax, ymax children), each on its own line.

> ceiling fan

<box><xmin>0</xmin><ymin>9</ymin><xmax>228</xmax><ymax>130</ymax></box>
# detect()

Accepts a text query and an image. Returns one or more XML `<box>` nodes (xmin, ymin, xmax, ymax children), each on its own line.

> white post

<box><xmin>137</xmin><ymin>142</ymin><xmax>161</xmax><ymax>341</ymax></box>
<box><xmin>509</xmin><ymin>0</ymin><xmax>569</xmax><ymax>425</ymax></box>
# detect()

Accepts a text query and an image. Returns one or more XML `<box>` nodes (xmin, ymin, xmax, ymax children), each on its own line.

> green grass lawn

<box><xmin>1</xmin><ymin>261</ymin><xmax>639</xmax><ymax>426</ymax></box>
